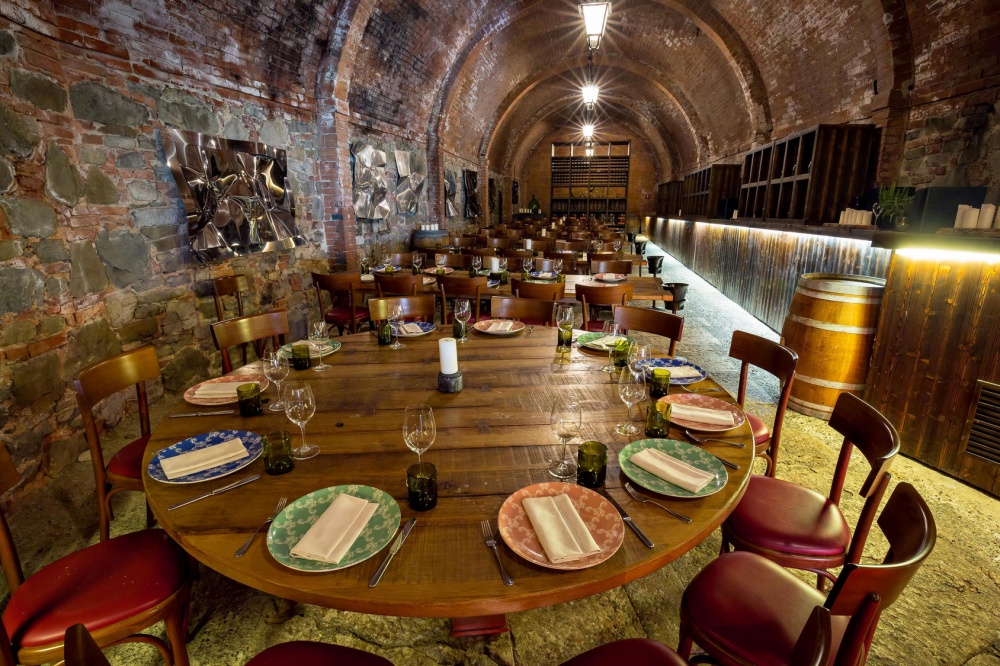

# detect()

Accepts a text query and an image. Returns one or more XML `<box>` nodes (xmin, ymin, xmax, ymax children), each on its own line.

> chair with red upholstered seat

<box><xmin>246</xmin><ymin>640</ymin><xmax>393</xmax><ymax>665</ymax></box>
<box><xmin>0</xmin><ymin>445</ymin><xmax>191</xmax><ymax>666</ymax></box>
<box><xmin>613</xmin><ymin>305</ymin><xmax>683</xmax><ymax>358</ymax></box>
<box><xmin>313</xmin><ymin>272</ymin><xmax>369</xmax><ymax>336</ymax></box>
<box><xmin>728</xmin><ymin>330</ymin><xmax>798</xmax><ymax>477</ymax></box>
<box><xmin>213</xmin><ymin>274</ymin><xmax>251</xmax><ymax>365</ymax></box>
<box><xmin>575</xmin><ymin>282</ymin><xmax>634</xmax><ymax>331</ymax></box>
<box><xmin>438</xmin><ymin>274</ymin><xmax>488</xmax><ymax>324</ymax></box>
<box><xmin>368</xmin><ymin>295</ymin><xmax>436</xmax><ymax>324</ymax></box>
<box><xmin>680</xmin><ymin>482</ymin><xmax>935</xmax><ymax>666</ymax></box>
<box><xmin>721</xmin><ymin>392</ymin><xmax>900</xmax><ymax>587</ymax></box>
<box><xmin>374</xmin><ymin>272</ymin><xmax>423</xmax><ymax>297</ymax></box>
<box><xmin>74</xmin><ymin>346</ymin><xmax>160</xmax><ymax>542</ymax></box>
<box><xmin>212</xmin><ymin>310</ymin><xmax>289</xmax><ymax>374</ymax></box>
<box><xmin>560</xmin><ymin>638</ymin><xmax>689</xmax><ymax>665</ymax></box>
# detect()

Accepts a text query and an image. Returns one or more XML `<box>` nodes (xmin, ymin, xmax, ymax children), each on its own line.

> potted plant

<box><xmin>874</xmin><ymin>183</ymin><xmax>914</xmax><ymax>231</ymax></box>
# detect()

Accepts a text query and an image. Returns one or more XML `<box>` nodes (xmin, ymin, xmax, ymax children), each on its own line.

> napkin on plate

<box><xmin>536</xmin><ymin>272</ymin><xmax>555</xmax><ymax>278</ymax></box>
<box><xmin>400</xmin><ymin>323</ymin><xmax>424</xmax><ymax>334</ymax></box>
<box><xmin>522</xmin><ymin>494</ymin><xmax>602</xmax><ymax>564</ymax></box>
<box><xmin>160</xmin><ymin>438</ymin><xmax>250</xmax><ymax>480</ymax></box>
<box><xmin>658</xmin><ymin>365</ymin><xmax>701</xmax><ymax>379</ymax></box>
<box><xmin>488</xmin><ymin>320</ymin><xmax>513</xmax><ymax>332</ymax></box>
<box><xmin>669</xmin><ymin>404</ymin><xmax>735</xmax><ymax>427</ymax></box>
<box><xmin>290</xmin><ymin>493</ymin><xmax>379</xmax><ymax>564</ymax></box>
<box><xmin>596</xmin><ymin>273</ymin><xmax>625</xmax><ymax>281</ymax></box>
<box><xmin>422</xmin><ymin>277</ymin><xmax>436</xmax><ymax>285</ymax></box>
<box><xmin>630</xmin><ymin>448</ymin><xmax>715</xmax><ymax>493</ymax></box>
<box><xmin>193</xmin><ymin>381</ymin><xmax>253</xmax><ymax>399</ymax></box>
<box><xmin>360</xmin><ymin>274</ymin><xmax>375</xmax><ymax>282</ymax></box>
<box><xmin>589</xmin><ymin>335</ymin><xmax>624</xmax><ymax>350</ymax></box>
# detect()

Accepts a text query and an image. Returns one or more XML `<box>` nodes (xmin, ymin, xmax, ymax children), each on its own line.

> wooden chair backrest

<box><xmin>591</xmin><ymin>259</ymin><xmax>633</xmax><ymax>275</ymax></box>
<box><xmin>575</xmin><ymin>282</ymin><xmax>634</xmax><ymax>308</ymax></box>
<box><xmin>613</xmin><ymin>306</ymin><xmax>683</xmax><ymax>357</ymax></box>
<box><xmin>368</xmin><ymin>295</ymin><xmax>436</xmax><ymax>323</ymax></box>
<box><xmin>499</xmin><ymin>248</ymin><xmax>533</xmax><ymax>259</ymax></box>
<box><xmin>439</xmin><ymin>275</ymin><xmax>486</xmax><ymax>322</ymax></box>
<box><xmin>533</xmin><ymin>258</ymin><xmax>560</xmax><ymax>272</ymax></box>
<box><xmin>312</xmin><ymin>272</ymin><xmax>364</xmax><ymax>328</ymax></box>
<box><xmin>433</xmin><ymin>253</ymin><xmax>473</xmax><ymax>269</ymax></box>
<box><xmin>387</xmin><ymin>252</ymin><xmax>424</xmax><ymax>267</ymax></box>
<box><xmin>463</xmin><ymin>247</ymin><xmax>496</xmax><ymax>257</ymax></box>
<box><xmin>555</xmin><ymin>240</ymin><xmax>588</xmax><ymax>252</ymax></box>
<box><xmin>487</xmin><ymin>238</ymin><xmax>514</xmax><ymax>249</ymax></box>
<box><xmin>211</xmin><ymin>309</ymin><xmax>289</xmax><ymax>373</ymax></box>
<box><xmin>791</xmin><ymin>606</ymin><xmax>833</xmax><ymax>666</ymax></box>
<box><xmin>374</xmin><ymin>272</ymin><xmax>422</xmax><ymax>296</ymax></box>
<box><xmin>511</xmin><ymin>278</ymin><xmax>565</xmax><ymax>301</ymax></box>
<box><xmin>524</xmin><ymin>239</ymin><xmax>554</xmax><ymax>252</ymax></box>
<box><xmin>490</xmin><ymin>297</ymin><xmax>555</xmax><ymax>325</ymax></box>
<box><xmin>546</xmin><ymin>250</ymin><xmax>579</xmax><ymax>262</ymax></box>
<box><xmin>450</xmin><ymin>237</ymin><xmax>477</xmax><ymax>248</ymax></box>
<box><xmin>212</xmin><ymin>274</ymin><xmax>249</xmax><ymax>321</ymax></box>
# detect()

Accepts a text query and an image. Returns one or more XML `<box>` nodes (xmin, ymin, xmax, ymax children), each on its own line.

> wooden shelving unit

<box><xmin>681</xmin><ymin>165</ymin><xmax>741</xmax><ymax>217</ymax></box>
<box><xmin>738</xmin><ymin>124</ymin><xmax>880</xmax><ymax>225</ymax></box>
<box><xmin>550</xmin><ymin>142</ymin><xmax>630</xmax><ymax>223</ymax></box>
<box><xmin>655</xmin><ymin>180</ymin><xmax>683</xmax><ymax>217</ymax></box>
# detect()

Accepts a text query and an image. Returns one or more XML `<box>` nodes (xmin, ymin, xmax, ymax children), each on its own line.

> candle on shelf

<box><xmin>439</xmin><ymin>338</ymin><xmax>459</xmax><ymax>375</ymax></box>
<box><xmin>955</xmin><ymin>205</ymin><xmax>969</xmax><ymax>228</ymax></box>
<box><xmin>962</xmin><ymin>207</ymin><xmax>981</xmax><ymax>229</ymax></box>
<box><xmin>977</xmin><ymin>204</ymin><xmax>996</xmax><ymax>229</ymax></box>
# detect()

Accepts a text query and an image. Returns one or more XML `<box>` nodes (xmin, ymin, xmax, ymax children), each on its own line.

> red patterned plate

<box><xmin>183</xmin><ymin>372</ymin><xmax>269</xmax><ymax>406</ymax></box>
<box><xmin>423</xmin><ymin>267</ymin><xmax>455</xmax><ymax>275</ymax></box>
<box><xmin>657</xmin><ymin>393</ymin><xmax>746</xmax><ymax>433</ymax></box>
<box><xmin>497</xmin><ymin>482</ymin><xmax>624</xmax><ymax>571</ymax></box>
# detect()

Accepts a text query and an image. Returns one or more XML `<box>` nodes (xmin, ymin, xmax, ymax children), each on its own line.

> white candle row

<box><xmin>954</xmin><ymin>204</ymin><xmax>997</xmax><ymax>230</ymax></box>
<box><xmin>838</xmin><ymin>209</ymin><xmax>874</xmax><ymax>225</ymax></box>
<box><xmin>419</xmin><ymin>223</ymin><xmax>442</xmax><ymax>231</ymax></box>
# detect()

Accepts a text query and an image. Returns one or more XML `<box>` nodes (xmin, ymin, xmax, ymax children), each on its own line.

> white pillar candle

<box><xmin>977</xmin><ymin>204</ymin><xmax>995</xmax><ymax>229</ymax></box>
<box><xmin>838</xmin><ymin>210</ymin><xmax>846</xmax><ymax>225</ymax></box>
<box><xmin>490</xmin><ymin>256</ymin><xmax>500</xmax><ymax>272</ymax></box>
<box><xmin>955</xmin><ymin>205</ymin><xmax>969</xmax><ymax>228</ymax></box>
<box><xmin>962</xmin><ymin>207</ymin><xmax>980</xmax><ymax>229</ymax></box>
<box><xmin>439</xmin><ymin>338</ymin><xmax>459</xmax><ymax>375</ymax></box>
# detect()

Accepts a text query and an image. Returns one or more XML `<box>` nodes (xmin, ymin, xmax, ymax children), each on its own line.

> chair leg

<box><xmin>677</xmin><ymin>626</ymin><xmax>694</xmax><ymax>659</ymax></box>
<box><xmin>99</xmin><ymin>490</ymin><xmax>113</xmax><ymax>542</ymax></box>
<box><xmin>719</xmin><ymin>532</ymin><xmax>730</xmax><ymax>556</ymax></box>
<box><xmin>146</xmin><ymin>499</ymin><xmax>155</xmax><ymax>530</ymax></box>
<box><xmin>163</xmin><ymin>593</ymin><xmax>191</xmax><ymax>666</ymax></box>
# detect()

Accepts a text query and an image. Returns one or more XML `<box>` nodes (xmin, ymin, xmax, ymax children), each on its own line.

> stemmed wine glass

<box><xmin>615</xmin><ymin>368</ymin><xmax>647</xmax><ymax>437</ymax></box>
<box><xmin>600</xmin><ymin>321</ymin><xmax>621</xmax><ymax>373</ymax></box>
<box><xmin>471</xmin><ymin>256</ymin><xmax>483</xmax><ymax>274</ymax></box>
<box><xmin>389</xmin><ymin>304</ymin><xmax>406</xmax><ymax>350</ymax></box>
<box><xmin>548</xmin><ymin>399</ymin><xmax>582</xmax><ymax>478</ymax></box>
<box><xmin>522</xmin><ymin>256</ymin><xmax>534</xmax><ymax>274</ymax></box>
<box><xmin>628</xmin><ymin>343</ymin><xmax>651</xmax><ymax>373</ymax></box>
<box><xmin>284</xmin><ymin>381</ymin><xmax>318</xmax><ymax>459</ymax></box>
<box><xmin>262</xmin><ymin>351</ymin><xmax>289</xmax><ymax>412</ymax></box>
<box><xmin>310</xmin><ymin>321</ymin><xmax>332</xmax><ymax>372</ymax></box>
<box><xmin>435</xmin><ymin>254</ymin><xmax>447</xmax><ymax>272</ymax></box>
<box><xmin>613</xmin><ymin>239</ymin><xmax>623</xmax><ymax>254</ymax></box>
<box><xmin>553</xmin><ymin>258</ymin><xmax>564</xmax><ymax>276</ymax></box>
<box><xmin>359</xmin><ymin>253</ymin><xmax>370</xmax><ymax>275</ymax></box>
<box><xmin>454</xmin><ymin>298</ymin><xmax>471</xmax><ymax>343</ymax></box>
<box><xmin>412</xmin><ymin>253</ymin><xmax>424</xmax><ymax>272</ymax></box>
<box><xmin>403</xmin><ymin>404</ymin><xmax>436</xmax><ymax>465</ymax></box>
<box><xmin>498</xmin><ymin>257</ymin><xmax>508</xmax><ymax>274</ymax></box>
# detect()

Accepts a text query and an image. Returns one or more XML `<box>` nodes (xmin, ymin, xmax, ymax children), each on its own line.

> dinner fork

<box><xmin>480</xmin><ymin>520</ymin><xmax>514</xmax><ymax>586</ymax></box>
<box><xmin>684</xmin><ymin>429</ymin><xmax>746</xmax><ymax>449</ymax></box>
<box><xmin>624</xmin><ymin>483</ymin><xmax>692</xmax><ymax>524</ymax></box>
<box><xmin>677</xmin><ymin>385</ymin><xmax>725</xmax><ymax>394</ymax></box>
<box><xmin>235</xmin><ymin>497</ymin><xmax>287</xmax><ymax>557</ymax></box>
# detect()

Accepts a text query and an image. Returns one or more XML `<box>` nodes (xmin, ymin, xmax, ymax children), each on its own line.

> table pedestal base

<box><xmin>450</xmin><ymin>614</ymin><xmax>509</xmax><ymax>637</ymax></box>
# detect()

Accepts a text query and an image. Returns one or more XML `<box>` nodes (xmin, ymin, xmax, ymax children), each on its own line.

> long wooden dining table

<box><xmin>143</xmin><ymin>326</ymin><xmax>752</xmax><ymax>629</ymax></box>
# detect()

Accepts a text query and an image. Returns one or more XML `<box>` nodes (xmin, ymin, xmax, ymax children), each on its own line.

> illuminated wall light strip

<box><xmin>896</xmin><ymin>247</ymin><xmax>1000</xmax><ymax>265</ymax></box>
<box><xmin>661</xmin><ymin>217</ymin><xmax>882</xmax><ymax>252</ymax></box>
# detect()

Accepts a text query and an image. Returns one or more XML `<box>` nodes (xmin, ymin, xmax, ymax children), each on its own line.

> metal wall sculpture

<box><xmin>351</xmin><ymin>142</ymin><xmax>390</xmax><ymax>220</ymax></box>
<box><xmin>394</xmin><ymin>150</ymin><xmax>426</xmax><ymax>216</ymax></box>
<box><xmin>444</xmin><ymin>171</ymin><xmax>459</xmax><ymax>218</ymax></box>
<box><xmin>464</xmin><ymin>169</ymin><xmax>481</xmax><ymax>219</ymax></box>
<box><xmin>163</xmin><ymin>128</ymin><xmax>305</xmax><ymax>262</ymax></box>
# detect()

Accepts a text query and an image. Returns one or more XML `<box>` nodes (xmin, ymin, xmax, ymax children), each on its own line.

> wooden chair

<box><xmin>374</xmin><ymin>272</ymin><xmax>423</xmax><ymax>297</ymax></box>
<box><xmin>575</xmin><ymin>283</ymin><xmax>634</xmax><ymax>331</ymax></box>
<box><xmin>64</xmin><ymin>624</ymin><xmax>111</xmax><ymax>666</ymax></box>
<box><xmin>386</xmin><ymin>252</ymin><xmax>424</xmax><ymax>267</ymax></box>
<box><xmin>312</xmin><ymin>272</ymin><xmax>369</xmax><ymax>335</ymax></box>
<box><xmin>555</xmin><ymin>239</ymin><xmax>588</xmax><ymax>252</ymax></box>
<box><xmin>728</xmin><ymin>331</ymin><xmax>798</xmax><ymax>476</ymax></box>
<box><xmin>211</xmin><ymin>309</ymin><xmax>289</xmax><ymax>373</ymax></box>
<box><xmin>463</xmin><ymin>247</ymin><xmax>496</xmax><ymax>258</ymax></box>
<box><xmin>368</xmin><ymin>295</ymin><xmax>436</xmax><ymax>323</ymax></box>
<box><xmin>591</xmin><ymin>259</ymin><xmax>633</xmax><ymax>275</ymax></box>
<box><xmin>74</xmin><ymin>346</ymin><xmax>160</xmax><ymax>542</ymax></box>
<box><xmin>500</xmin><ymin>248</ymin><xmax>533</xmax><ymax>259</ymax></box>
<box><xmin>511</xmin><ymin>277</ymin><xmax>565</xmax><ymax>301</ymax></box>
<box><xmin>438</xmin><ymin>274</ymin><xmax>487</xmax><ymax>323</ymax></box>
<box><xmin>432</xmin><ymin>253</ymin><xmax>474</xmax><ymax>269</ymax></box>
<box><xmin>490</xmin><ymin>296</ymin><xmax>556</xmax><ymax>326</ymax></box>
<box><xmin>613</xmin><ymin>305</ymin><xmax>683</xmax><ymax>357</ymax></box>
<box><xmin>720</xmin><ymin>392</ymin><xmax>899</xmax><ymax>586</ymax></box>
<box><xmin>524</xmin><ymin>238</ymin><xmax>554</xmax><ymax>252</ymax></box>
<box><xmin>246</xmin><ymin>641</ymin><xmax>393</xmax><ymax>665</ymax></box>
<box><xmin>487</xmin><ymin>237</ymin><xmax>514</xmax><ymax>250</ymax></box>
<box><xmin>213</xmin><ymin>274</ymin><xmax>250</xmax><ymax>365</ymax></box>
<box><xmin>450</xmin><ymin>237</ymin><xmax>477</xmax><ymax>249</ymax></box>
<box><xmin>0</xmin><ymin>444</ymin><xmax>192</xmax><ymax>666</ymax></box>
<box><xmin>680</xmin><ymin>483</ymin><xmax>935</xmax><ymax>666</ymax></box>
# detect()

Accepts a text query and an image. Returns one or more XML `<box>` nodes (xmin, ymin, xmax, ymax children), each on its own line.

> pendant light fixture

<box><xmin>582</xmin><ymin>124</ymin><xmax>595</xmax><ymax>140</ymax></box>
<box><xmin>581</xmin><ymin>51</ymin><xmax>599</xmax><ymax>111</ymax></box>
<box><xmin>579</xmin><ymin>2</ymin><xmax>611</xmax><ymax>51</ymax></box>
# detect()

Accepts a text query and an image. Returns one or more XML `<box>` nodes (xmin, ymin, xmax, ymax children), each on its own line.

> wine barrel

<box><xmin>781</xmin><ymin>273</ymin><xmax>886</xmax><ymax>420</ymax></box>
<box><xmin>411</xmin><ymin>229</ymin><xmax>450</xmax><ymax>252</ymax></box>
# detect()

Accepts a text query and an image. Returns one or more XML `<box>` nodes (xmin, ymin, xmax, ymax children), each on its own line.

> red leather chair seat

<box><xmin>726</xmin><ymin>475</ymin><xmax>850</xmax><ymax>557</ymax></box>
<box><xmin>106</xmin><ymin>435</ymin><xmax>149</xmax><ymax>478</ymax></box>
<box><xmin>747</xmin><ymin>412</ymin><xmax>771</xmax><ymax>446</ymax></box>
<box><xmin>586</xmin><ymin>320</ymin><xmax>605</xmax><ymax>332</ymax></box>
<box><xmin>682</xmin><ymin>552</ymin><xmax>845</xmax><ymax>665</ymax></box>
<box><xmin>561</xmin><ymin>638</ymin><xmax>688</xmax><ymax>665</ymax></box>
<box><xmin>326</xmin><ymin>306</ymin><xmax>368</xmax><ymax>324</ymax></box>
<box><xmin>3</xmin><ymin>530</ymin><xmax>187</xmax><ymax>647</ymax></box>
<box><xmin>247</xmin><ymin>641</ymin><xmax>392</xmax><ymax>665</ymax></box>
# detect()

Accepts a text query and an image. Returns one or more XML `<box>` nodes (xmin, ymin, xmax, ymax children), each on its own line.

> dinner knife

<box><xmin>168</xmin><ymin>474</ymin><xmax>261</xmax><ymax>511</ymax></box>
<box><xmin>681</xmin><ymin>432</ymin><xmax>741</xmax><ymax>470</ymax></box>
<box><xmin>599</xmin><ymin>489</ymin><xmax>654</xmax><ymax>548</ymax></box>
<box><xmin>169</xmin><ymin>410</ymin><xmax>236</xmax><ymax>418</ymax></box>
<box><xmin>369</xmin><ymin>518</ymin><xmax>416</xmax><ymax>588</ymax></box>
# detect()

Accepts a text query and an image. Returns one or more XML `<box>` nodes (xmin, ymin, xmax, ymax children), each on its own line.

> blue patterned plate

<box><xmin>373</xmin><ymin>265</ymin><xmax>403</xmax><ymax>273</ymax></box>
<box><xmin>267</xmin><ymin>485</ymin><xmax>401</xmax><ymax>572</ymax></box>
<box><xmin>392</xmin><ymin>321</ymin><xmax>436</xmax><ymax>337</ymax></box>
<box><xmin>148</xmin><ymin>429</ymin><xmax>263</xmax><ymax>484</ymax></box>
<box><xmin>487</xmin><ymin>279</ymin><xmax>501</xmax><ymax>289</ymax></box>
<box><xmin>529</xmin><ymin>271</ymin><xmax>558</xmax><ymax>280</ymax></box>
<box><xmin>634</xmin><ymin>357</ymin><xmax>707</xmax><ymax>385</ymax></box>
<box><xmin>619</xmin><ymin>438</ymin><xmax>728</xmax><ymax>498</ymax></box>
<box><xmin>577</xmin><ymin>332</ymin><xmax>634</xmax><ymax>351</ymax></box>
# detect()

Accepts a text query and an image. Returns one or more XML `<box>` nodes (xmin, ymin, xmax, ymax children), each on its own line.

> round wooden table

<box><xmin>144</xmin><ymin>327</ymin><xmax>753</xmax><ymax>622</ymax></box>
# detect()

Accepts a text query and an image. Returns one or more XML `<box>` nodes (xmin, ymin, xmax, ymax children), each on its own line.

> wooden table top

<box><xmin>359</xmin><ymin>273</ymin><xmax>671</xmax><ymax>302</ymax></box>
<box><xmin>144</xmin><ymin>328</ymin><xmax>751</xmax><ymax>618</ymax></box>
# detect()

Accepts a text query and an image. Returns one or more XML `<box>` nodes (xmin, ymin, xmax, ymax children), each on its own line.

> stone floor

<box><xmin>3</xmin><ymin>245</ymin><xmax>1000</xmax><ymax>665</ymax></box>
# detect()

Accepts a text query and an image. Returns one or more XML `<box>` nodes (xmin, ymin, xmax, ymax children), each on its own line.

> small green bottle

<box><xmin>377</xmin><ymin>320</ymin><xmax>393</xmax><ymax>346</ymax></box>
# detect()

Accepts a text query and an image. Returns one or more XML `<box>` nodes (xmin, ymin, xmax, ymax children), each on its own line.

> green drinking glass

<box><xmin>649</xmin><ymin>368</ymin><xmax>672</xmax><ymax>400</ymax></box>
<box><xmin>236</xmin><ymin>383</ymin><xmax>262</xmax><ymax>417</ymax></box>
<box><xmin>644</xmin><ymin>401</ymin><xmax>671</xmax><ymax>438</ymax></box>
<box><xmin>576</xmin><ymin>441</ymin><xmax>607</xmax><ymax>489</ymax></box>
<box><xmin>263</xmin><ymin>431</ymin><xmax>294</xmax><ymax>475</ymax></box>
<box><xmin>291</xmin><ymin>344</ymin><xmax>312</xmax><ymax>370</ymax></box>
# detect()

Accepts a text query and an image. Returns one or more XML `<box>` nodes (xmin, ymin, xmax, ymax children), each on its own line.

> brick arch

<box><xmin>866</xmin><ymin>0</ymin><xmax>915</xmax><ymax>182</ymax></box>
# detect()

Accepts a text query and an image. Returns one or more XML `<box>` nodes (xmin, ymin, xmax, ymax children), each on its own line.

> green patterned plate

<box><xmin>267</xmin><ymin>485</ymin><xmax>401</xmax><ymax>572</ymax></box>
<box><xmin>577</xmin><ymin>332</ymin><xmax>634</xmax><ymax>351</ymax></box>
<box><xmin>619</xmin><ymin>439</ymin><xmax>728</xmax><ymax>498</ymax></box>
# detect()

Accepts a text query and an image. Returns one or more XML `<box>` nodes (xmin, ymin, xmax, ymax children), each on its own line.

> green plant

<box><xmin>877</xmin><ymin>183</ymin><xmax>913</xmax><ymax>220</ymax></box>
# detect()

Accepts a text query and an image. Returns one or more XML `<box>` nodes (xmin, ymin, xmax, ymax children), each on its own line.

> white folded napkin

<box><xmin>488</xmin><ymin>320</ymin><xmax>513</xmax><ymax>332</ymax></box>
<box><xmin>422</xmin><ymin>277</ymin><xmax>436</xmax><ymax>285</ymax></box>
<box><xmin>522</xmin><ymin>494</ymin><xmax>602</xmax><ymax>564</ymax></box>
<box><xmin>400</xmin><ymin>323</ymin><xmax>424</xmax><ymax>334</ymax></box>
<box><xmin>590</xmin><ymin>335</ymin><xmax>624</xmax><ymax>350</ymax></box>
<box><xmin>160</xmin><ymin>438</ymin><xmax>250</xmax><ymax>480</ymax></box>
<box><xmin>360</xmin><ymin>274</ymin><xmax>375</xmax><ymax>282</ymax></box>
<box><xmin>536</xmin><ymin>272</ymin><xmax>555</xmax><ymax>278</ymax></box>
<box><xmin>290</xmin><ymin>493</ymin><xmax>379</xmax><ymax>564</ymax></box>
<box><xmin>661</xmin><ymin>365</ymin><xmax>701</xmax><ymax>379</ymax></box>
<box><xmin>596</xmin><ymin>273</ymin><xmax>625</xmax><ymax>281</ymax></box>
<box><xmin>669</xmin><ymin>403</ymin><xmax>735</xmax><ymax>427</ymax></box>
<box><xmin>630</xmin><ymin>448</ymin><xmax>715</xmax><ymax>493</ymax></box>
<box><xmin>194</xmin><ymin>381</ymin><xmax>253</xmax><ymax>398</ymax></box>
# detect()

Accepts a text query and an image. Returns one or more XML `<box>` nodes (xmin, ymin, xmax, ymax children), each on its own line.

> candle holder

<box><xmin>438</xmin><ymin>371</ymin><xmax>463</xmax><ymax>393</ymax></box>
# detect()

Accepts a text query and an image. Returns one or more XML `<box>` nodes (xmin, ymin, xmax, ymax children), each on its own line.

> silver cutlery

<box><xmin>168</xmin><ymin>474</ymin><xmax>260</xmax><ymax>511</ymax></box>
<box><xmin>480</xmin><ymin>520</ymin><xmax>514</xmax><ymax>586</ymax></box>
<box><xmin>677</xmin><ymin>385</ymin><xmax>724</xmax><ymax>394</ymax></box>
<box><xmin>169</xmin><ymin>410</ymin><xmax>236</xmax><ymax>418</ymax></box>
<box><xmin>683</xmin><ymin>429</ymin><xmax>746</xmax><ymax>449</ymax></box>
<box><xmin>234</xmin><ymin>497</ymin><xmax>287</xmax><ymax>557</ymax></box>
<box><xmin>624</xmin><ymin>482</ymin><xmax>692</xmax><ymax>524</ymax></box>
<box><xmin>369</xmin><ymin>517</ymin><xmax>416</xmax><ymax>587</ymax></box>
<box><xmin>599</xmin><ymin>489</ymin><xmax>654</xmax><ymax>548</ymax></box>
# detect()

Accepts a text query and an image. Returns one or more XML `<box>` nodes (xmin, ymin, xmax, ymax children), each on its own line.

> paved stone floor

<box><xmin>3</xmin><ymin>244</ymin><xmax>999</xmax><ymax>665</ymax></box>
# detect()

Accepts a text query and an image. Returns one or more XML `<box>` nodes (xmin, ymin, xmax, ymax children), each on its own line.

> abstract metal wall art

<box><xmin>444</xmin><ymin>171</ymin><xmax>459</xmax><ymax>218</ymax></box>
<box><xmin>464</xmin><ymin>169</ymin><xmax>481</xmax><ymax>219</ymax></box>
<box><xmin>163</xmin><ymin>128</ymin><xmax>305</xmax><ymax>262</ymax></box>
<box><xmin>351</xmin><ymin>141</ymin><xmax>390</xmax><ymax>220</ymax></box>
<box><xmin>394</xmin><ymin>150</ymin><xmax>426</xmax><ymax>216</ymax></box>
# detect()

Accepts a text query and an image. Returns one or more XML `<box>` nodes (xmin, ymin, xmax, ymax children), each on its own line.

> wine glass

<box><xmin>389</xmin><ymin>304</ymin><xmax>406</xmax><ymax>349</ymax></box>
<box><xmin>628</xmin><ymin>343</ymin><xmax>651</xmax><ymax>373</ymax></box>
<box><xmin>522</xmin><ymin>256</ymin><xmax>534</xmax><ymax>274</ymax></box>
<box><xmin>262</xmin><ymin>351</ymin><xmax>290</xmax><ymax>411</ymax></box>
<box><xmin>615</xmin><ymin>368</ymin><xmax>647</xmax><ymax>437</ymax></box>
<box><xmin>498</xmin><ymin>257</ymin><xmax>508</xmax><ymax>273</ymax></box>
<box><xmin>591</xmin><ymin>239</ymin><xmax>602</xmax><ymax>254</ymax></box>
<box><xmin>548</xmin><ymin>399</ymin><xmax>582</xmax><ymax>478</ymax></box>
<box><xmin>412</xmin><ymin>253</ymin><xmax>424</xmax><ymax>272</ymax></box>
<box><xmin>454</xmin><ymin>298</ymin><xmax>471</xmax><ymax>343</ymax></box>
<box><xmin>283</xmin><ymin>381</ymin><xmax>318</xmax><ymax>459</ymax></box>
<box><xmin>471</xmin><ymin>256</ymin><xmax>482</xmax><ymax>274</ymax></box>
<box><xmin>553</xmin><ymin>258</ymin><xmax>564</xmax><ymax>275</ymax></box>
<box><xmin>435</xmin><ymin>254</ymin><xmax>447</xmax><ymax>271</ymax></box>
<box><xmin>359</xmin><ymin>253</ymin><xmax>370</xmax><ymax>275</ymax></box>
<box><xmin>403</xmin><ymin>404</ymin><xmax>436</xmax><ymax>465</ymax></box>
<box><xmin>613</xmin><ymin>239</ymin><xmax>623</xmax><ymax>254</ymax></box>
<box><xmin>600</xmin><ymin>321</ymin><xmax>621</xmax><ymax>373</ymax></box>
<box><xmin>310</xmin><ymin>321</ymin><xmax>331</xmax><ymax>372</ymax></box>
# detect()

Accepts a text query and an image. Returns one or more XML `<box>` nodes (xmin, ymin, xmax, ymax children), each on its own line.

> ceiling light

<box><xmin>579</xmin><ymin>2</ymin><xmax>611</xmax><ymax>50</ymax></box>
<box><xmin>582</xmin><ymin>83</ymin><xmax>600</xmax><ymax>110</ymax></box>
<box><xmin>582</xmin><ymin>124</ymin><xmax>595</xmax><ymax>139</ymax></box>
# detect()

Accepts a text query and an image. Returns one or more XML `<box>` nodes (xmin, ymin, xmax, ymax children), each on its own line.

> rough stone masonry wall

<box><xmin>0</xmin><ymin>18</ymin><xmax>327</xmax><ymax>485</ymax></box>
